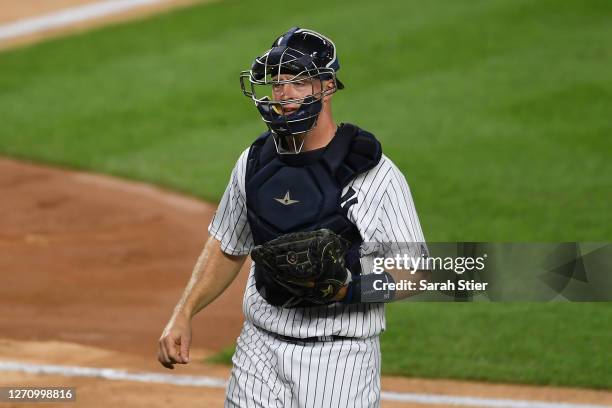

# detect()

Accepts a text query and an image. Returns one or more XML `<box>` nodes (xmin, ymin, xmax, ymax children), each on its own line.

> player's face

<box><xmin>271</xmin><ymin>74</ymin><xmax>323</xmax><ymax>115</ymax></box>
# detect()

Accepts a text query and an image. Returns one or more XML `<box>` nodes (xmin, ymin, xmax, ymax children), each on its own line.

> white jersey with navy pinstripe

<box><xmin>208</xmin><ymin>147</ymin><xmax>426</xmax><ymax>339</ymax></box>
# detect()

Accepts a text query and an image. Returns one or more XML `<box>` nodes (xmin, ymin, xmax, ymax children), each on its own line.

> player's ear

<box><xmin>322</xmin><ymin>80</ymin><xmax>336</xmax><ymax>102</ymax></box>
<box><xmin>328</xmin><ymin>79</ymin><xmax>337</xmax><ymax>93</ymax></box>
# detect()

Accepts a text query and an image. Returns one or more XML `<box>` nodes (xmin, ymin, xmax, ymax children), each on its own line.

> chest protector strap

<box><xmin>245</xmin><ymin>123</ymin><xmax>382</xmax><ymax>307</ymax></box>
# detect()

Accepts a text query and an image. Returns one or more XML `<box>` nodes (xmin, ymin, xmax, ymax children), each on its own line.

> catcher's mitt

<box><xmin>251</xmin><ymin>229</ymin><xmax>351</xmax><ymax>305</ymax></box>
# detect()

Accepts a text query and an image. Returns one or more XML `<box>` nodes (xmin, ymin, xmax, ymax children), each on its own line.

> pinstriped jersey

<box><xmin>208</xmin><ymin>147</ymin><xmax>426</xmax><ymax>338</ymax></box>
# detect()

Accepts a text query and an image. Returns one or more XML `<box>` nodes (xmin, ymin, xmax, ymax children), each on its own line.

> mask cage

<box><xmin>240</xmin><ymin>46</ymin><xmax>338</xmax><ymax>103</ymax></box>
<box><xmin>239</xmin><ymin>44</ymin><xmax>339</xmax><ymax>154</ymax></box>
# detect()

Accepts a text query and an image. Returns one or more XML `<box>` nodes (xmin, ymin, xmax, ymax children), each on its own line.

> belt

<box><xmin>255</xmin><ymin>326</ymin><xmax>349</xmax><ymax>343</ymax></box>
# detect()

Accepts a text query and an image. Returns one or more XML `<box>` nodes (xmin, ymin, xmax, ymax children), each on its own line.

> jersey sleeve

<box><xmin>208</xmin><ymin>148</ymin><xmax>253</xmax><ymax>256</ymax></box>
<box><xmin>344</xmin><ymin>155</ymin><xmax>427</xmax><ymax>252</ymax></box>
<box><xmin>375</xmin><ymin>160</ymin><xmax>427</xmax><ymax>245</ymax></box>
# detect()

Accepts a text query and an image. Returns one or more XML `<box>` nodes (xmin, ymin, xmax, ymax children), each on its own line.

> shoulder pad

<box><xmin>246</xmin><ymin>130</ymin><xmax>273</xmax><ymax>178</ymax></box>
<box><xmin>336</xmin><ymin>124</ymin><xmax>382</xmax><ymax>186</ymax></box>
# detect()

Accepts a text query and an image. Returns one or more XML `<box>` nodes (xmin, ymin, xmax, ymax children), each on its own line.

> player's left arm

<box><xmin>337</xmin><ymin>161</ymin><xmax>431</xmax><ymax>302</ymax></box>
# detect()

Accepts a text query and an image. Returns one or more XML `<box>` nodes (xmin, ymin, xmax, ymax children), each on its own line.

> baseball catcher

<box><xmin>159</xmin><ymin>26</ymin><xmax>428</xmax><ymax>408</ymax></box>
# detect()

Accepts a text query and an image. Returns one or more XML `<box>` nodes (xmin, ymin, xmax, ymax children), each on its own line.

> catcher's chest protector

<box><xmin>245</xmin><ymin>123</ymin><xmax>382</xmax><ymax>306</ymax></box>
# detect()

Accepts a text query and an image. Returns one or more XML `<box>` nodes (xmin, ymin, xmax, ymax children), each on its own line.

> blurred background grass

<box><xmin>1</xmin><ymin>0</ymin><xmax>610</xmax><ymax>388</ymax></box>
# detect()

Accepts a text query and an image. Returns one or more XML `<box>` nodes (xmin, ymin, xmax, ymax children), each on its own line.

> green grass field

<box><xmin>1</xmin><ymin>0</ymin><xmax>610</xmax><ymax>389</ymax></box>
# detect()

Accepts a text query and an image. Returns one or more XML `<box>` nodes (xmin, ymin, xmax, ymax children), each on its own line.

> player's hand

<box><xmin>332</xmin><ymin>285</ymin><xmax>348</xmax><ymax>301</ymax></box>
<box><xmin>158</xmin><ymin>314</ymin><xmax>192</xmax><ymax>369</ymax></box>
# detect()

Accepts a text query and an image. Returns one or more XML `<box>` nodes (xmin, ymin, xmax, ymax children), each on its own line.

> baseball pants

<box><xmin>225</xmin><ymin>321</ymin><xmax>381</xmax><ymax>408</ymax></box>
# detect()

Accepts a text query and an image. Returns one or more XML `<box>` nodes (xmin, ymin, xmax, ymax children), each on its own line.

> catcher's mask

<box><xmin>240</xmin><ymin>27</ymin><xmax>344</xmax><ymax>154</ymax></box>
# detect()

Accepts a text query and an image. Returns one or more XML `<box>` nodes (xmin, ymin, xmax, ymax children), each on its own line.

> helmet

<box><xmin>240</xmin><ymin>27</ymin><xmax>344</xmax><ymax>153</ymax></box>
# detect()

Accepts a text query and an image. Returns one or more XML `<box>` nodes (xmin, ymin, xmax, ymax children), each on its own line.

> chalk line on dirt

<box><xmin>0</xmin><ymin>0</ymin><xmax>171</xmax><ymax>41</ymax></box>
<box><xmin>1</xmin><ymin>361</ymin><xmax>609</xmax><ymax>408</ymax></box>
<box><xmin>0</xmin><ymin>360</ymin><xmax>227</xmax><ymax>388</ymax></box>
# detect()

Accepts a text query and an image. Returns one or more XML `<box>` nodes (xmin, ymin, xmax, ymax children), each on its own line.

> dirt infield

<box><xmin>0</xmin><ymin>339</ymin><xmax>230</xmax><ymax>407</ymax></box>
<box><xmin>0</xmin><ymin>158</ymin><xmax>247</xmax><ymax>356</ymax></box>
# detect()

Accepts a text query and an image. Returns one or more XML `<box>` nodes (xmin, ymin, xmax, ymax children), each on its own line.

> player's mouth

<box><xmin>271</xmin><ymin>102</ymin><xmax>300</xmax><ymax>116</ymax></box>
<box><xmin>280</xmin><ymin>104</ymin><xmax>299</xmax><ymax>114</ymax></box>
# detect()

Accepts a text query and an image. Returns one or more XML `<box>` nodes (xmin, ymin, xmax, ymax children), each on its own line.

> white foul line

<box><xmin>0</xmin><ymin>360</ymin><xmax>227</xmax><ymax>388</ymax></box>
<box><xmin>1</xmin><ymin>361</ymin><xmax>610</xmax><ymax>408</ymax></box>
<box><xmin>380</xmin><ymin>390</ymin><xmax>610</xmax><ymax>408</ymax></box>
<box><xmin>0</xmin><ymin>0</ymin><xmax>171</xmax><ymax>41</ymax></box>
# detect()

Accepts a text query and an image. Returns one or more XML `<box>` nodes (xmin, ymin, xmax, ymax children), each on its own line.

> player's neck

<box><xmin>301</xmin><ymin>109</ymin><xmax>336</xmax><ymax>152</ymax></box>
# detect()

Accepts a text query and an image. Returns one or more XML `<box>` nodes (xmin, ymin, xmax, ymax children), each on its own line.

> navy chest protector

<box><xmin>245</xmin><ymin>123</ymin><xmax>382</xmax><ymax>307</ymax></box>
